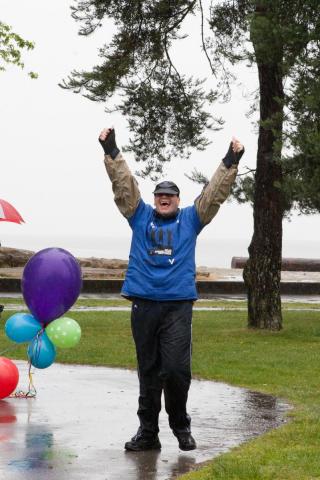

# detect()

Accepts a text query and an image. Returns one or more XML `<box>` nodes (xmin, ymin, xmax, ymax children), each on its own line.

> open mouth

<box><xmin>160</xmin><ymin>199</ymin><xmax>170</xmax><ymax>207</ymax></box>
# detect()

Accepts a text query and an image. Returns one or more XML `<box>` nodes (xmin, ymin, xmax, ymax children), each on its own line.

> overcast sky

<box><xmin>0</xmin><ymin>1</ymin><xmax>319</xmax><ymax>266</ymax></box>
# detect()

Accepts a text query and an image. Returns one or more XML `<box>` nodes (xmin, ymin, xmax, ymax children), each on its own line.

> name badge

<box><xmin>148</xmin><ymin>247</ymin><xmax>173</xmax><ymax>256</ymax></box>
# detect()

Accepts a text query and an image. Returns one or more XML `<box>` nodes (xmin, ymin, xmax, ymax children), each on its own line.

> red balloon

<box><xmin>0</xmin><ymin>358</ymin><xmax>19</xmax><ymax>399</ymax></box>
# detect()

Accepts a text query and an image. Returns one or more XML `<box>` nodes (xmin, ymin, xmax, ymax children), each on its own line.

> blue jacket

<box><xmin>104</xmin><ymin>153</ymin><xmax>238</xmax><ymax>301</ymax></box>
<box><xmin>122</xmin><ymin>199</ymin><xmax>202</xmax><ymax>300</ymax></box>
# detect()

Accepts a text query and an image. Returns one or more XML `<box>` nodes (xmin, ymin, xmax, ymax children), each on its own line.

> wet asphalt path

<box><xmin>0</xmin><ymin>361</ymin><xmax>289</xmax><ymax>480</ymax></box>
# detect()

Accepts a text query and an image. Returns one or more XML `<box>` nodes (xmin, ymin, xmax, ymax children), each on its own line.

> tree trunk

<box><xmin>243</xmin><ymin>58</ymin><xmax>285</xmax><ymax>330</ymax></box>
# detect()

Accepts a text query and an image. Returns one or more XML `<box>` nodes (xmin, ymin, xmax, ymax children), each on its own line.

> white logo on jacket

<box><xmin>168</xmin><ymin>259</ymin><xmax>175</xmax><ymax>265</ymax></box>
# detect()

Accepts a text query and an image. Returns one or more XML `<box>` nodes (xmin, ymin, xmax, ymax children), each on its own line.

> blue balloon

<box><xmin>5</xmin><ymin>313</ymin><xmax>42</xmax><ymax>344</ymax></box>
<box><xmin>27</xmin><ymin>332</ymin><xmax>56</xmax><ymax>369</ymax></box>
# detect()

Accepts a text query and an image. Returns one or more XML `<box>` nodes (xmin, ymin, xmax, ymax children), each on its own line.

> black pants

<box><xmin>130</xmin><ymin>298</ymin><xmax>193</xmax><ymax>437</ymax></box>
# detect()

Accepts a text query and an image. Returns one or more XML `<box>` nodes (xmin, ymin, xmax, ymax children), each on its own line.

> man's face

<box><xmin>154</xmin><ymin>193</ymin><xmax>180</xmax><ymax>217</ymax></box>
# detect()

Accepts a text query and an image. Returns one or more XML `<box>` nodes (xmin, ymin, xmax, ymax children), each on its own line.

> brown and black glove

<box><xmin>222</xmin><ymin>142</ymin><xmax>245</xmax><ymax>169</ymax></box>
<box><xmin>99</xmin><ymin>128</ymin><xmax>120</xmax><ymax>159</ymax></box>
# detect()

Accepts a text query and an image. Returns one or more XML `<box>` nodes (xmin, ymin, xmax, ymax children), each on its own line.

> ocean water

<box><xmin>1</xmin><ymin>233</ymin><xmax>319</xmax><ymax>268</ymax></box>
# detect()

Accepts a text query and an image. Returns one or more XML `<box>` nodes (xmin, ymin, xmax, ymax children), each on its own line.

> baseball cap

<box><xmin>153</xmin><ymin>181</ymin><xmax>180</xmax><ymax>196</ymax></box>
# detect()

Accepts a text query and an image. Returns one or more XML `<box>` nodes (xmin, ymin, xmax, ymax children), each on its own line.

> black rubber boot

<box><xmin>124</xmin><ymin>429</ymin><xmax>161</xmax><ymax>452</ymax></box>
<box><xmin>174</xmin><ymin>432</ymin><xmax>196</xmax><ymax>451</ymax></box>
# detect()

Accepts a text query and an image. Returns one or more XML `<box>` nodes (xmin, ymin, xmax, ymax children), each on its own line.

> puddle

<box><xmin>0</xmin><ymin>362</ymin><xmax>289</xmax><ymax>480</ymax></box>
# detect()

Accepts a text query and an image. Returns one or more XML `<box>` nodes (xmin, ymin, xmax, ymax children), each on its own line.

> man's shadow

<box><xmin>124</xmin><ymin>450</ymin><xmax>161</xmax><ymax>480</ymax></box>
<box><xmin>124</xmin><ymin>449</ymin><xmax>196</xmax><ymax>479</ymax></box>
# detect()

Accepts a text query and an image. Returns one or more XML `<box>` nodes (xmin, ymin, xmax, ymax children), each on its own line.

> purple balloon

<box><xmin>22</xmin><ymin>248</ymin><xmax>82</xmax><ymax>325</ymax></box>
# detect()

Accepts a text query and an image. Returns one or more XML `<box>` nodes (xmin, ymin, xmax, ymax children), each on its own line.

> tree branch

<box><xmin>164</xmin><ymin>1</ymin><xmax>197</xmax><ymax>35</ymax></box>
<box><xmin>237</xmin><ymin>167</ymin><xmax>256</xmax><ymax>176</ymax></box>
<box><xmin>199</xmin><ymin>0</ymin><xmax>216</xmax><ymax>76</ymax></box>
<box><xmin>163</xmin><ymin>34</ymin><xmax>188</xmax><ymax>100</ymax></box>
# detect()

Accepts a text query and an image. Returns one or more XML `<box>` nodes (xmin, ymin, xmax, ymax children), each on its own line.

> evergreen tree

<box><xmin>62</xmin><ymin>0</ymin><xmax>320</xmax><ymax>330</ymax></box>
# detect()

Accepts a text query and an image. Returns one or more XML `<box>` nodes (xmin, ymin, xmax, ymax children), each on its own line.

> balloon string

<box><xmin>13</xmin><ymin>328</ymin><xmax>46</xmax><ymax>399</ymax></box>
<box><xmin>10</xmin><ymin>359</ymin><xmax>37</xmax><ymax>399</ymax></box>
<box><xmin>7</xmin><ymin>330</ymin><xmax>45</xmax><ymax>399</ymax></box>
<box><xmin>31</xmin><ymin>328</ymin><xmax>45</xmax><ymax>365</ymax></box>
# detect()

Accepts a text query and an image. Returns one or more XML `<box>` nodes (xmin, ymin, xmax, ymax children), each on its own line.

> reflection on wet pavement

<box><xmin>0</xmin><ymin>362</ymin><xmax>289</xmax><ymax>480</ymax></box>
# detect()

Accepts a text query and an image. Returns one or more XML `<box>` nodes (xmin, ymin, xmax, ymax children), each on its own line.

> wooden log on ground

<box><xmin>231</xmin><ymin>257</ymin><xmax>320</xmax><ymax>271</ymax></box>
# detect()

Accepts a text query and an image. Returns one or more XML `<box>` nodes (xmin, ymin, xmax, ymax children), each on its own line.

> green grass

<box><xmin>1</xmin><ymin>296</ymin><xmax>320</xmax><ymax>310</ymax></box>
<box><xmin>0</xmin><ymin>296</ymin><xmax>132</xmax><ymax>308</ymax></box>
<box><xmin>1</xmin><ymin>307</ymin><xmax>320</xmax><ymax>479</ymax></box>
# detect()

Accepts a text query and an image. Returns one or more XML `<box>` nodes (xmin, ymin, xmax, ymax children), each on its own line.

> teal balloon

<box><xmin>27</xmin><ymin>332</ymin><xmax>56</xmax><ymax>369</ymax></box>
<box><xmin>46</xmin><ymin>317</ymin><xmax>81</xmax><ymax>348</ymax></box>
<box><xmin>5</xmin><ymin>313</ymin><xmax>42</xmax><ymax>343</ymax></box>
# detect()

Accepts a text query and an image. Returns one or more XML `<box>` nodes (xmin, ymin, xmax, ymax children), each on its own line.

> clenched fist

<box><xmin>222</xmin><ymin>136</ymin><xmax>245</xmax><ymax>168</ymax></box>
<box><xmin>99</xmin><ymin>128</ymin><xmax>119</xmax><ymax>159</ymax></box>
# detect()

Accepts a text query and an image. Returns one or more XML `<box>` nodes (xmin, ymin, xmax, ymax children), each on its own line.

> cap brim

<box><xmin>153</xmin><ymin>188</ymin><xmax>179</xmax><ymax>195</ymax></box>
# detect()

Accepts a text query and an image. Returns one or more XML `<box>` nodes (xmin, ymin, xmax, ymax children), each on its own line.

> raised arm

<box><xmin>195</xmin><ymin>138</ymin><xmax>244</xmax><ymax>226</ymax></box>
<box><xmin>99</xmin><ymin>128</ymin><xmax>141</xmax><ymax>219</ymax></box>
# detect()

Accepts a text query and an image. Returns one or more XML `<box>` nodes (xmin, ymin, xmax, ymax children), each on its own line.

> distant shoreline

<box><xmin>0</xmin><ymin>246</ymin><xmax>213</xmax><ymax>280</ymax></box>
<box><xmin>1</xmin><ymin>247</ymin><xmax>319</xmax><ymax>282</ymax></box>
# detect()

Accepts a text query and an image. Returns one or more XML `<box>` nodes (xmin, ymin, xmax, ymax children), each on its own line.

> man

<box><xmin>99</xmin><ymin>128</ymin><xmax>244</xmax><ymax>452</ymax></box>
